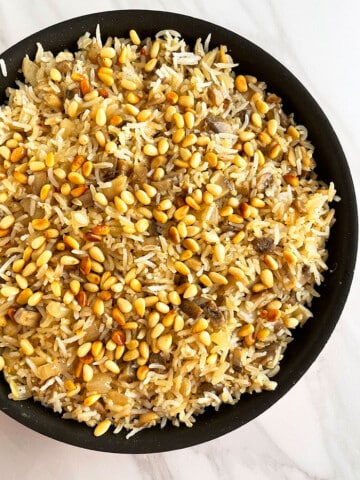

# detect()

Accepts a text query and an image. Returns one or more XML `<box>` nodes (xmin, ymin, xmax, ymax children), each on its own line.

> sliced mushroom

<box><xmin>99</xmin><ymin>163</ymin><xmax>118</xmax><ymax>183</ymax></box>
<box><xmin>119</xmin><ymin>363</ymin><xmax>137</xmax><ymax>382</ymax></box>
<box><xmin>180</xmin><ymin>299</ymin><xmax>203</xmax><ymax>319</ymax></box>
<box><xmin>238</xmin><ymin>107</ymin><xmax>252</xmax><ymax>125</ymax></box>
<box><xmin>56</xmin><ymin>60</ymin><xmax>73</xmax><ymax>74</ymax></box>
<box><xmin>147</xmin><ymin>220</ymin><xmax>160</xmax><ymax>237</ymax></box>
<box><xmin>266</xmin><ymin>93</ymin><xmax>281</xmax><ymax>104</ymax></box>
<box><xmin>279</xmin><ymin>109</ymin><xmax>290</xmax><ymax>128</ymax></box>
<box><xmin>148</xmin><ymin>219</ymin><xmax>169</xmax><ymax>237</ymax></box>
<box><xmin>151</xmin><ymin>179</ymin><xmax>172</xmax><ymax>191</ymax></box>
<box><xmin>256</xmin><ymin>172</ymin><xmax>273</xmax><ymax>191</ymax></box>
<box><xmin>231</xmin><ymin>347</ymin><xmax>243</xmax><ymax>372</ymax></box>
<box><xmin>299</xmin><ymin>266</ymin><xmax>312</xmax><ymax>286</ymax></box>
<box><xmin>255</xmin><ymin>343</ymin><xmax>278</xmax><ymax>367</ymax></box>
<box><xmin>253</xmin><ymin>237</ymin><xmax>274</xmax><ymax>253</ymax></box>
<box><xmin>76</xmin><ymin>189</ymin><xmax>93</xmax><ymax>208</ymax></box>
<box><xmin>65</xmin><ymin>87</ymin><xmax>80</xmax><ymax>100</ymax></box>
<box><xmin>208</xmin><ymin>85</ymin><xmax>224</xmax><ymax>106</ymax></box>
<box><xmin>132</xmin><ymin>164</ymin><xmax>148</xmax><ymax>185</ymax></box>
<box><xmin>198</xmin><ymin>381</ymin><xmax>223</xmax><ymax>395</ymax></box>
<box><xmin>118</xmin><ymin>159</ymin><xmax>133</xmax><ymax>176</ymax></box>
<box><xmin>87</xmin><ymin>43</ymin><xmax>101</xmax><ymax>64</ymax></box>
<box><xmin>148</xmin><ymin>352</ymin><xmax>166</xmax><ymax>366</ymax></box>
<box><xmin>206</xmin><ymin>115</ymin><xmax>232</xmax><ymax>133</ymax></box>
<box><xmin>203</xmin><ymin>300</ymin><xmax>225</xmax><ymax>326</ymax></box>
<box><xmin>174</xmin><ymin>274</ymin><xmax>186</xmax><ymax>286</ymax></box>
<box><xmin>14</xmin><ymin>308</ymin><xmax>41</xmax><ymax>327</ymax></box>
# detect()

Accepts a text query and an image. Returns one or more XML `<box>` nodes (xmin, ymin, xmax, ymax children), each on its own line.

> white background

<box><xmin>0</xmin><ymin>1</ymin><xmax>359</xmax><ymax>479</ymax></box>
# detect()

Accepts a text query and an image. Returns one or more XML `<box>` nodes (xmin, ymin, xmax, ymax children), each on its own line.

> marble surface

<box><xmin>0</xmin><ymin>0</ymin><xmax>359</xmax><ymax>478</ymax></box>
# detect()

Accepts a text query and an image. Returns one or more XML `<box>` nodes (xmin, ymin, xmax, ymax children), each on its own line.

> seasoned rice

<box><xmin>0</xmin><ymin>28</ymin><xmax>336</xmax><ymax>436</ymax></box>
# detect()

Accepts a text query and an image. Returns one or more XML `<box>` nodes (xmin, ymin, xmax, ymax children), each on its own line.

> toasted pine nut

<box><xmin>10</xmin><ymin>146</ymin><xmax>26</xmax><ymax>163</ymax></box>
<box><xmin>157</xmin><ymin>333</ymin><xmax>172</xmax><ymax>352</ymax></box>
<box><xmin>238</xmin><ymin>324</ymin><xmax>254</xmax><ymax>337</ymax></box>
<box><xmin>260</xmin><ymin>269</ymin><xmax>274</xmax><ymax>288</ymax></box>
<box><xmin>144</xmin><ymin>58</ymin><xmax>157</xmax><ymax>72</ymax></box>
<box><xmin>235</xmin><ymin>75</ymin><xmax>248</xmax><ymax>93</ymax></box>
<box><xmin>1</xmin><ymin>286</ymin><xmax>19</xmax><ymax>297</ymax></box>
<box><xmin>84</xmin><ymin>393</ymin><xmax>101</xmax><ymax>407</ymax></box>
<box><xmin>95</xmin><ymin>108</ymin><xmax>107</xmax><ymax>126</ymax></box>
<box><xmin>20</xmin><ymin>338</ymin><xmax>34</xmax><ymax>356</ymax></box>
<box><xmin>192</xmin><ymin>318</ymin><xmax>209</xmax><ymax>333</ymax></box>
<box><xmin>283</xmin><ymin>250</ymin><xmax>297</xmax><ymax>265</ymax></box>
<box><xmin>136</xmin><ymin>365</ymin><xmax>150</xmax><ymax>381</ymax></box>
<box><xmin>257</xmin><ymin>328</ymin><xmax>270</xmax><ymax>341</ymax></box>
<box><xmin>209</xmin><ymin>272</ymin><xmax>228</xmax><ymax>285</ymax></box>
<box><xmin>27</xmin><ymin>291</ymin><xmax>43</xmax><ymax>306</ymax></box>
<box><xmin>264</xmin><ymin>254</ymin><xmax>279</xmax><ymax>271</ymax></box>
<box><xmin>129</xmin><ymin>29</ymin><xmax>141</xmax><ymax>45</ymax></box>
<box><xmin>287</xmin><ymin>125</ymin><xmax>300</xmax><ymax>140</ymax></box>
<box><xmin>117</xmin><ymin>298</ymin><xmax>133</xmax><ymax>313</ymax></box>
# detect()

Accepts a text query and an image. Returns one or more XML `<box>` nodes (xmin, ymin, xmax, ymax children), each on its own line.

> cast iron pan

<box><xmin>0</xmin><ymin>10</ymin><xmax>357</xmax><ymax>453</ymax></box>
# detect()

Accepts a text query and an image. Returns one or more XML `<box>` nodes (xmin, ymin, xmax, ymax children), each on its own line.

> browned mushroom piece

<box><xmin>151</xmin><ymin>178</ymin><xmax>173</xmax><ymax>191</ymax></box>
<box><xmin>148</xmin><ymin>352</ymin><xmax>166</xmax><ymax>366</ymax></box>
<box><xmin>132</xmin><ymin>164</ymin><xmax>148</xmax><ymax>185</ymax></box>
<box><xmin>56</xmin><ymin>60</ymin><xmax>73</xmax><ymax>74</ymax></box>
<box><xmin>279</xmin><ymin>109</ymin><xmax>290</xmax><ymax>128</ymax></box>
<box><xmin>237</xmin><ymin>107</ymin><xmax>252</xmax><ymax>124</ymax></box>
<box><xmin>231</xmin><ymin>347</ymin><xmax>243</xmax><ymax>372</ymax></box>
<box><xmin>198</xmin><ymin>382</ymin><xmax>223</xmax><ymax>395</ymax></box>
<box><xmin>256</xmin><ymin>172</ymin><xmax>273</xmax><ymax>192</ymax></box>
<box><xmin>147</xmin><ymin>221</ymin><xmax>158</xmax><ymax>237</ymax></box>
<box><xmin>202</xmin><ymin>300</ymin><xmax>225</xmax><ymax>326</ymax></box>
<box><xmin>206</xmin><ymin>115</ymin><xmax>232</xmax><ymax>133</ymax></box>
<box><xmin>180</xmin><ymin>299</ymin><xmax>203</xmax><ymax>319</ymax></box>
<box><xmin>65</xmin><ymin>87</ymin><xmax>80</xmax><ymax>100</ymax></box>
<box><xmin>253</xmin><ymin>237</ymin><xmax>274</xmax><ymax>253</ymax></box>
<box><xmin>87</xmin><ymin>42</ymin><xmax>101</xmax><ymax>64</ymax></box>
<box><xmin>99</xmin><ymin>161</ymin><xmax>117</xmax><ymax>183</ymax></box>
<box><xmin>299</xmin><ymin>266</ymin><xmax>312</xmax><ymax>286</ymax></box>
<box><xmin>266</xmin><ymin>93</ymin><xmax>282</xmax><ymax>104</ymax></box>
<box><xmin>74</xmin><ymin>189</ymin><xmax>93</xmax><ymax>208</ymax></box>
<box><xmin>255</xmin><ymin>343</ymin><xmax>279</xmax><ymax>367</ymax></box>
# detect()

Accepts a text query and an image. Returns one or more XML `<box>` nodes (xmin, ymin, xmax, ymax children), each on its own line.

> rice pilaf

<box><xmin>0</xmin><ymin>28</ymin><xmax>336</xmax><ymax>437</ymax></box>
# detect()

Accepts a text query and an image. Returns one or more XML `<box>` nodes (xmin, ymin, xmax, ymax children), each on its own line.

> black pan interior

<box><xmin>0</xmin><ymin>10</ymin><xmax>357</xmax><ymax>453</ymax></box>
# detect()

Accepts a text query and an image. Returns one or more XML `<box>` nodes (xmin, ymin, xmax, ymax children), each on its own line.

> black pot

<box><xmin>0</xmin><ymin>10</ymin><xmax>357</xmax><ymax>453</ymax></box>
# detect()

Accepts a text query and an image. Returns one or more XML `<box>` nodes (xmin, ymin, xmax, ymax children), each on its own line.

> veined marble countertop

<box><xmin>0</xmin><ymin>1</ymin><xmax>359</xmax><ymax>479</ymax></box>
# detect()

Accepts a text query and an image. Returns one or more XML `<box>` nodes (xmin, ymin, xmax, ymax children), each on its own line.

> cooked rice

<box><xmin>0</xmin><ymin>28</ymin><xmax>336</xmax><ymax>437</ymax></box>
<box><xmin>0</xmin><ymin>58</ymin><xmax>7</xmax><ymax>77</ymax></box>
